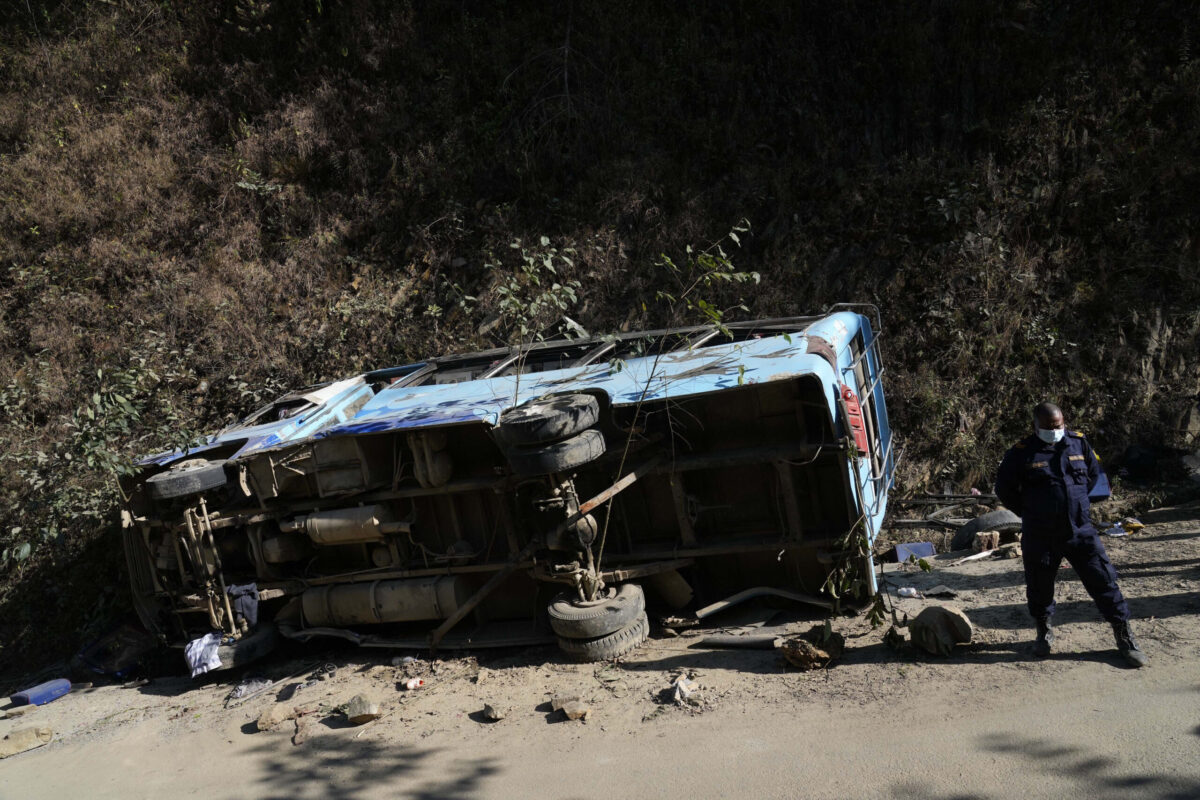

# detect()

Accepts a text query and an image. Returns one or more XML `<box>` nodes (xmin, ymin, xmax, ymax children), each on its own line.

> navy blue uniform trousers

<box><xmin>1021</xmin><ymin>527</ymin><xmax>1130</xmax><ymax>622</ymax></box>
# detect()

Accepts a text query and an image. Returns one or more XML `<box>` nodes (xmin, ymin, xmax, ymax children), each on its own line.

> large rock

<box><xmin>345</xmin><ymin>694</ymin><xmax>381</xmax><ymax>725</ymax></box>
<box><xmin>909</xmin><ymin>605</ymin><xmax>973</xmax><ymax>656</ymax></box>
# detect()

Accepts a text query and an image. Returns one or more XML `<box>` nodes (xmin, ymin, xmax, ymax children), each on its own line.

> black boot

<box><xmin>1112</xmin><ymin>620</ymin><xmax>1148</xmax><ymax>668</ymax></box>
<box><xmin>1033</xmin><ymin>617</ymin><xmax>1054</xmax><ymax>657</ymax></box>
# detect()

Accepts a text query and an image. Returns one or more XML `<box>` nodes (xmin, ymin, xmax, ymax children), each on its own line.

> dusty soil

<box><xmin>2</xmin><ymin>502</ymin><xmax>1199</xmax><ymax>799</ymax></box>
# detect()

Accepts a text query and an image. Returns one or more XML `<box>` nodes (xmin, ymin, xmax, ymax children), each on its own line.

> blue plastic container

<box><xmin>10</xmin><ymin>678</ymin><xmax>71</xmax><ymax>706</ymax></box>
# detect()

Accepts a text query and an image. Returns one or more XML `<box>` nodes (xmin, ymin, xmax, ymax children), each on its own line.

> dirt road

<box><xmin>3</xmin><ymin>504</ymin><xmax>1198</xmax><ymax>800</ymax></box>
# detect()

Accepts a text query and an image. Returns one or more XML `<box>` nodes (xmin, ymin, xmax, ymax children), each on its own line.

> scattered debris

<box><xmin>229</xmin><ymin>676</ymin><xmax>273</xmax><ymax>702</ymax></box>
<box><xmin>256</xmin><ymin>704</ymin><xmax>297</xmax><ymax>733</ymax></box>
<box><xmin>482</xmin><ymin>703</ymin><xmax>508</xmax><ymax>721</ymax></box>
<box><xmin>391</xmin><ymin>656</ymin><xmax>416</xmax><ymax>667</ymax></box>
<box><xmin>923</xmin><ymin>585</ymin><xmax>957</xmax><ymax>598</ymax></box>
<box><xmin>896</xmin><ymin>587</ymin><xmax>921</xmax><ymax>599</ymax></box>
<box><xmin>1122</xmin><ymin>517</ymin><xmax>1145</xmax><ymax>532</ymax></box>
<box><xmin>973</xmin><ymin>531</ymin><xmax>1000</xmax><ymax>552</ymax></box>
<box><xmin>345</xmin><ymin>694</ymin><xmax>381</xmax><ymax>725</ymax></box>
<box><xmin>951</xmin><ymin>549</ymin><xmax>995</xmax><ymax>566</ymax></box>
<box><xmin>894</xmin><ymin>542</ymin><xmax>935</xmax><ymax>562</ymax></box>
<box><xmin>121</xmin><ymin>678</ymin><xmax>150</xmax><ymax>689</ymax></box>
<box><xmin>561</xmin><ymin>700</ymin><xmax>591</xmax><ymax>721</ymax></box>
<box><xmin>474</xmin><ymin>668</ymin><xmax>490</xmax><ymax>686</ymax></box>
<box><xmin>402</xmin><ymin>678</ymin><xmax>425</xmax><ymax>691</ymax></box>
<box><xmin>908</xmin><ymin>606</ymin><xmax>973</xmax><ymax>656</ymax></box>
<box><xmin>0</xmin><ymin>726</ymin><xmax>53</xmax><ymax>759</ymax></box>
<box><xmin>668</xmin><ymin>675</ymin><xmax>700</xmax><ymax>706</ymax></box>
<box><xmin>227</xmin><ymin>662</ymin><xmax>319</xmax><ymax>709</ymax></box>
<box><xmin>780</xmin><ymin>625</ymin><xmax>846</xmax><ymax>670</ymax></box>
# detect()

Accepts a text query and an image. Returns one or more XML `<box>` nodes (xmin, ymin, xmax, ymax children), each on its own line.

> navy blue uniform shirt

<box><xmin>995</xmin><ymin>431</ymin><xmax>1101</xmax><ymax>537</ymax></box>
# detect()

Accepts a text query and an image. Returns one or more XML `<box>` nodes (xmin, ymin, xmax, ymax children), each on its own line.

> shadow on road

<box><xmin>964</xmin><ymin>590</ymin><xmax>1200</xmax><ymax>630</ymax></box>
<box><xmin>891</xmin><ymin>732</ymin><xmax>1200</xmax><ymax>800</ymax></box>
<box><xmin>247</xmin><ymin>737</ymin><xmax>500</xmax><ymax>800</ymax></box>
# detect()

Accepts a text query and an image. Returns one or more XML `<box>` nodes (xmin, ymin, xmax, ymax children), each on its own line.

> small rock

<box><xmin>0</xmin><ymin>726</ymin><xmax>53</xmax><ymax>759</ymax></box>
<box><xmin>475</xmin><ymin>667</ymin><xmax>490</xmax><ymax>686</ymax></box>
<box><xmin>345</xmin><ymin>694</ymin><xmax>381</xmax><ymax>725</ymax></box>
<box><xmin>550</xmin><ymin>693</ymin><xmax>579</xmax><ymax>712</ymax></box>
<box><xmin>780</xmin><ymin>625</ymin><xmax>846</xmax><ymax>670</ymax></box>
<box><xmin>482</xmin><ymin>703</ymin><xmax>508</xmax><ymax>721</ymax></box>
<box><xmin>561</xmin><ymin>700</ymin><xmax>591</xmax><ymax>721</ymax></box>
<box><xmin>256</xmin><ymin>703</ymin><xmax>296</xmax><ymax>733</ymax></box>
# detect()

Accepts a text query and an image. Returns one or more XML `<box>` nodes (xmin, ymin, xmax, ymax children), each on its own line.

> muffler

<box><xmin>281</xmin><ymin>504</ymin><xmax>409</xmax><ymax>545</ymax></box>
<box><xmin>301</xmin><ymin>576</ymin><xmax>469</xmax><ymax>626</ymax></box>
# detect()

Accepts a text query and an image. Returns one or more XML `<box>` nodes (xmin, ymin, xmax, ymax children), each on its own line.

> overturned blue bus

<box><xmin>121</xmin><ymin>307</ymin><xmax>895</xmax><ymax>666</ymax></box>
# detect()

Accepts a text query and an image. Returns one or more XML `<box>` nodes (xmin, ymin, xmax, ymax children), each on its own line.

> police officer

<box><xmin>995</xmin><ymin>402</ymin><xmax>1147</xmax><ymax>667</ymax></box>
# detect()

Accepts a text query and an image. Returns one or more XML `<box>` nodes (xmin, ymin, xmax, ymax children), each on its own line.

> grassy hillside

<box><xmin>1</xmin><ymin>0</ymin><xmax>1198</xmax><ymax>673</ymax></box>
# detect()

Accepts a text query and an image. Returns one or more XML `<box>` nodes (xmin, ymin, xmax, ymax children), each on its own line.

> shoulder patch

<box><xmin>1067</xmin><ymin>430</ymin><xmax>1085</xmax><ymax>438</ymax></box>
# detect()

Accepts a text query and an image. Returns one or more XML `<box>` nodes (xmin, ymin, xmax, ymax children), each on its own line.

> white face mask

<box><xmin>1036</xmin><ymin>427</ymin><xmax>1065</xmax><ymax>444</ymax></box>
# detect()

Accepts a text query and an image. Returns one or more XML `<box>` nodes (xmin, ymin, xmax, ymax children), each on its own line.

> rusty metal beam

<box><xmin>579</xmin><ymin>454</ymin><xmax>664</xmax><ymax>516</ymax></box>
